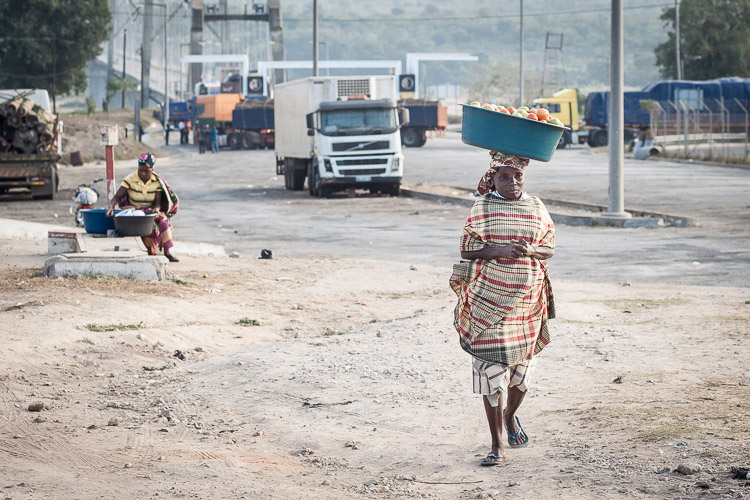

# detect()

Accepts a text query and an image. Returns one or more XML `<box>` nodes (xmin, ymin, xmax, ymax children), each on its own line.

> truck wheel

<box><xmin>284</xmin><ymin>159</ymin><xmax>293</xmax><ymax>190</ymax></box>
<box><xmin>386</xmin><ymin>183</ymin><xmax>400</xmax><ymax>197</ymax></box>
<box><xmin>402</xmin><ymin>128</ymin><xmax>420</xmax><ymax>147</ymax></box>
<box><xmin>243</xmin><ymin>131</ymin><xmax>262</xmax><ymax>150</ymax></box>
<box><xmin>557</xmin><ymin>130</ymin><xmax>571</xmax><ymax>149</ymax></box>
<box><xmin>291</xmin><ymin>165</ymin><xmax>306</xmax><ymax>191</ymax></box>
<box><xmin>228</xmin><ymin>133</ymin><xmax>241</xmax><ymax>150</ymax></box>
<box><xmin>308</xmin><ymin>159</ymin><xmax>318</xmax><ymax>196</ymax></box>
<box><xmin>591</xmin><ymin>131</ymin><xmax>608</xmax><ymax>148</ymax></box>
<box><xmin>32</xmin><ymin>171</ymin><xmax>56</xmax><ymax>200</ymax></box>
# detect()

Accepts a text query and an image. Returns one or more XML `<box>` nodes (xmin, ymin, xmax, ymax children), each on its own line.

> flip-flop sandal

<box><xmin>480</xmin><ymin>453</ymin><xmax>507</xmax><ymax>466</ymax></box>
<box><xmin>507</xmin><ymin>415</ymin><xmax>531</xmax><ymax>448</ymax></box>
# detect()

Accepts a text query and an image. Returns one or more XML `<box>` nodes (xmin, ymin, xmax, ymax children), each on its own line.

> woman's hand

<box><xmin>495</xmin><ymin>240</ymin><xmax>528</xmax><ymax>259</ymax></box>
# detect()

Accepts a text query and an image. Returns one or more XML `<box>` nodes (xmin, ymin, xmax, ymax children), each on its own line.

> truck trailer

<box><xmin>0</xmin><ymin>89</ymin><xmax>60</xmax><ymax>199</ymax></box>
<box><xmin>274</xmin><ymin>75</ymin><xmax>407</xmax><ymax>197</ymax></box>
<box><xmin>399</xmin><ymin>99</ymin><xmax>448</xmax><ymax>147</ymax></box>
<box><xmin>537</xmin><ymin>77</ymin><xmax>750</xmax><ymax>149</ymax></box>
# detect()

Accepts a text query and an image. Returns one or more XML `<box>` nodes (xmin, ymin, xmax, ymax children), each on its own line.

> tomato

<box><xmin>506</xmin><ymin>106</ymin><xmax>516</xmax><ymax>115</ymax></box>
<box><xmin>527</xmin><ymin>112</ymin><xmax>538</xmax><ymax>121</ymax></box>
<box><xmin>535</xmin><ymin>108</ymin><xmax>549</xmax><ymax>121</ymax></box>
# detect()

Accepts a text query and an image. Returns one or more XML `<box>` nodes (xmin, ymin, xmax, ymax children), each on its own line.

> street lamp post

<box><xmin>153</xmin><ymin>3</ymin><xmax>169</xmax><ymax>126</ymax></box>
<box><xmin>675</xmin><ymin>0</ymin><xmax>682</xmax><ymax>79</ymax></box>
<box><xmin>519</xmin><ymin>0</ymin><xmax>524</xmax><ymax>107</ymax></box>
<box><xmin>121</xmin><ymin>29</ymin><xmax>127</xmax><ymax>108</ymax></box>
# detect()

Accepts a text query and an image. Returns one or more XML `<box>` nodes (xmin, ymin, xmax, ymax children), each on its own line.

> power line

<box><xmin>284</xmin><ymin>3</ymin><xmax>672</xmax><ymax>23</ymax></box>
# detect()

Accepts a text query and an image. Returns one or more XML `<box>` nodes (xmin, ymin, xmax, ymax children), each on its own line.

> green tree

<box><xmin>0</xmin><ymin>0</ymin><xmax>111</xmax><ymax>111</ymax></box>
<box><xmin>655</xmin><ymin>0</ymin><xmax>750</xmax><ymax>80</ymax></box>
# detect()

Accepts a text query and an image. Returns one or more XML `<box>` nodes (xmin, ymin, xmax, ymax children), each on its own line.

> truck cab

<box><xmin>274</xmin><ymin>76</ymin><xmax>406</xmax><ymax>197</ymax></box>
<box><xmin>533</xmin><ymin>88</ymin><xmax>579</xmax><ymax>148</ymax></box>
<box><xmin>306</xmin><ymin>98</ymin><xmax>404</xmax><ymax>196</ymax></box>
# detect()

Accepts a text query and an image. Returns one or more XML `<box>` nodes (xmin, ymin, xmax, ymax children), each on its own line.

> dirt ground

<box><xmin>1</xmin><ymin>235</ymin><xmax>748</xmax><ymax>499</ymax></box>
<box><xmin>59</xmin><ymin>109</ymin><xmax>160</xmax><ymax>165</ymax></box>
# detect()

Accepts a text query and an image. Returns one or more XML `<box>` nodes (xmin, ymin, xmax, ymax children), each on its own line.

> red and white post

<box><xmin>100</xmin><ymin>125</ymin><xmax>119</xmax><ymax>203</ymax></box>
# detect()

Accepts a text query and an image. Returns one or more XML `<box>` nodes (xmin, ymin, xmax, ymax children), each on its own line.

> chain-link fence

<box><xmin>646</xmin><ymin>98</ymin><xmax>749</xmax><ymax>161</ymax></box>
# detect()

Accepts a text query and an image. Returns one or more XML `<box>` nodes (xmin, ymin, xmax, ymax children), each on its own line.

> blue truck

<box><xmin>581</xmin><ymin>77</ymin><xmax>750</xmax><ymax>147</ymax></box>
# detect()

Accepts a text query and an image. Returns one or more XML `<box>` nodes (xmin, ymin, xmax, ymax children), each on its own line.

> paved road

<box><xmin>1</xmin><ymin>133</ymin><xmax>748</xmax><ymax>287</ymax></box>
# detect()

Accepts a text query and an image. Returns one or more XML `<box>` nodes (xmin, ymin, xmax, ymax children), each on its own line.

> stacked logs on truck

<box><xmin>0</xmin><ymin>96</ymin><xmax>57</xmax><ymax>155</ymax></box>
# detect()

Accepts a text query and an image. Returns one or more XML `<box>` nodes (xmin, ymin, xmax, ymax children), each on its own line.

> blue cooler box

<box><xmin>461</xmin><ymin>104</ymin><xmax>567</xmax><ymax>162</ymax></box>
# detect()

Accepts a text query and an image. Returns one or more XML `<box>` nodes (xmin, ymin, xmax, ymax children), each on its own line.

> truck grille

<box><xmin>337</xmin><ymin>79</ymin><xmax>370</xmax><ymax>98</ymax></box>
<box><xmin>336</xmin><ymin>159</ymin><xmax>388</xmax><ymax>166</ymax></box>
<box><xmin>340</xmin><ymin>168</ymin><xmax>387</xmax><ymax>176</ymax></box>
<box><xmin>332</xmin><ymin>141</ymin><xmax>389</xmax><ymax>152</ymax></box>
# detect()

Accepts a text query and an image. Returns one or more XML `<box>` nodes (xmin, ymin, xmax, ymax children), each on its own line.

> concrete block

<box><xmin>48</xmin><ymin>231</ymin><xmax>87</xmax><ymax>255</ymax></box>
<box><xmin>44</xmin><ymin>252</ymin><xmax>167</xmax><ymax>281</ymax></box>
<box><xmin>623</xmin><ymin>218</ymin><xmax>665</xmax><ymax>228</ymax></box>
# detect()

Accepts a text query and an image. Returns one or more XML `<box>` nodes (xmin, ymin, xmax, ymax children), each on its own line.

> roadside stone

<box><xmin>229</xmin><ymin>251</ymin><xmax>240</xmax><ymax>258</ymax></box>
<box><xmin>27</xmin><ymin>401</ymin><xmax>45</xmax><ymax>412</ymax></box>
<box><xmin>677</xmin><ymin>463</ymin><xmax>702</xmax><ymax>475</ymax></box>
<box><xmin>478</xmin><ymin>489</ymin><xmax>501</xmax><ymax>499</ymax></box>
<box><xmin>33</xmin><ymin>416</ymin><xmax>46</xmax><ymax>423</ymax></box>
<box><xmin>108</xmin><ymin>417</ymin><xmax>119</xmax><ymax>426</ymax></box>
<box><xmin>292</xmin><ymin>448</ymin><xmax>314</xmax><ymax>456</ymax></box>
<box><xmin>124</xmin><ymin>463</ymin><xmax>132</xmax><ymax>468</ymax></box>
<box><xmin>322</xmin><ymin>479</ymin><xmax>331</xmax><ymax>486</ymax></box>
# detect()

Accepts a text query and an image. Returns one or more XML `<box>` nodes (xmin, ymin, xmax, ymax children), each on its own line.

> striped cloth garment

<box><xmin>121</xmin><ymin>171</ymin><xmax>162</xmax><ymax>208</ymax></box>
<box><xmin>450</xmin><ymin>194</ymin><xmax>555</xmax><ymax>367</ymax></box>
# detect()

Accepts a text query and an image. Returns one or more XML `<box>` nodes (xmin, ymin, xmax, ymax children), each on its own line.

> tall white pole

<box><xmin>313</xmin><ymin>0</ymin><xmax>319</xmax><ymax>76</ymax></box>
<box><xmin>519</xmin><ymin>0</ymin><xmax>524</xmax><ymax>107</ymax></box>
<box><xmin>605</xmin><ymin>0</ymin><xmax>629</xmax><ymax>218</ymax></box>
<box><xmin>164</xmin><ymin>5</ymin><xmax>169</xmax><ymax>126</ymax></box>
<box><xmin>675</xmin><ymin>0</ymin><xmax>682</xmax><ymax>79</ymax></box>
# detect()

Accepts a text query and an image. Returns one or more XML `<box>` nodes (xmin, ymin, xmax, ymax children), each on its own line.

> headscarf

<box><xmin>476</xmin><ymin>151</ymin><xmax>530</xmax><ymax>195</ymax></box>
<box><xmin>138</xmin><ymin>152</ymin><xmax>156</xmax><ymax>168</ymax></box>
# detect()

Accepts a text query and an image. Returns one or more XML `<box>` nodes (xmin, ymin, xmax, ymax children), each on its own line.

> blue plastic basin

<box><xmin>461</xmin><ymin>104</ymin><xmax>567</xmax><ymax>162</ymax></box>
<box><xmin>80</xmin><ymin>209</ymin><xmax>120</xmax><ymax>234</ymax></box>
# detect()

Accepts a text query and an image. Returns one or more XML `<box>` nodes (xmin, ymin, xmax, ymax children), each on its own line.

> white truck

<box><xmin>274</xmin><ymin>75</ymin><xmax>408</xmax><ymax>197</ymax></box>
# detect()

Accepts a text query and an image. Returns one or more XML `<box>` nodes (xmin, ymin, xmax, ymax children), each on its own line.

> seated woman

<box><xmin>106</xmin><ymin>153</ymin><xmax>180</xmax><ymax>262</ymax></box>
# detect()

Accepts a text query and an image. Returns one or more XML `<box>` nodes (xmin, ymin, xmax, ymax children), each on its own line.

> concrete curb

<box><xmin>400</xmin><ymin>188</ymin><xmax>698</xmax><ymax>228</ymax></box>
<box><xmin>44</xmin><ymin>252</ymin><xmax>167</xmax><ymax>281</ymax></box>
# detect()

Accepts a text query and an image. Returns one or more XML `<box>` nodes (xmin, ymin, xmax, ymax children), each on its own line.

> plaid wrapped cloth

<box><xmin>450</xmin><ymin>194</ymin><xmax>555</xmax><ymax>367</ymax></box>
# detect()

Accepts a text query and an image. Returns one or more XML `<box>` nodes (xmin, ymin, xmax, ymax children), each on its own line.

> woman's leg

<box><xmin>483</xmin><ymin>395</ymin><xmax>506</xmax><ymax>458</ymax></box>
<box><xmin>504</xmin><ymin>386</ymin><xmax>529</xmax><ymax>446</ymax></box>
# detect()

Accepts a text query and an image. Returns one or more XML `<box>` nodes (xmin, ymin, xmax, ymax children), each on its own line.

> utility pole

<box><xmin>121</xmin><ymin>29</ymin><xmax>128</xmax><ymax>108</ymax></box>
<box><xmin>189</xmin><ymin>0</ymin><xmax>204</xmax><ymax>94</ymax></box>
<box><xmin>313</xmin><ymin>0</ymin><xmax>319</xmax><ymax>77</ymax></box>
<box><xmin>675</xmin><ymin>0</ymin><xmax>682</xmax><ymax>79</ymax></box>
<box><xmin>519</xmin><ymin>0</ymin><xmax>524</xmax><ymax>107</ymax></box>
<box><xmin>141</xmin><ymin>0</ymin><xmax>154</xmax><ymax>108</ymax></box>
<box><xmin>153</xmin><ymin>3</ymin><xmax>169</xmax><ymax>127</ymax></box>
<box><xmin>604</xmin><ymin>0</ymin><xmax>629</xmax><ymax>219</ymax></box>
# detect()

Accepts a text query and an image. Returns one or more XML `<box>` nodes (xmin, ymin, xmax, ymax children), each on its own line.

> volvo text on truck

<box><xmin>274</xmin><ymin>75</ymin><xmax>408</xmax><ymax>197</ymax></box>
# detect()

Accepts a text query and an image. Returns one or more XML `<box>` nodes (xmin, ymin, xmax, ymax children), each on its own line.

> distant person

<box><xmin>185</xmin><ymin>120</ymin><xmax>192</xmax><ymax>145</ymax></box>
<box><xmin>164</xmin><ymin>121</ymin><xmax>171</xmax><ymax>145</ymax></box>
<box><xmin>209</xmin><ymin>125</ymin><xmax>219</xmax><ymax>153</ymax></box>
<box><xmin>102</xmin><ymin>98</ymin><xmax>108</xmax><ymax>113</ymax></box>
<box><xmin>450</xmin><ymin>151</ymin><xmax>555</xmax><ymax>467</ymax></box>
<box><xmin>634</xmin><ymin>126</ymin><xmax>654</xmax><ymax>160</ymax></box>
<box><xmin>198</xmin><ymin>125</ymin><xmax>207</xmax><ymax>154</ymax></box>
<box><xmin>178</xmin><ymin>120</ymin><xmax>186</xmax><ymax>145</ymax></box>
<box><xmin>106</xmin><ymin>153</ymin><xmax>180</xmax><ymax>262</ymax></box>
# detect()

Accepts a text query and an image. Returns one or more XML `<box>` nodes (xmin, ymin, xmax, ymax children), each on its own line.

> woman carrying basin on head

<box><xmin>106</xmin><ymin>153</ymin><xmax>180</xmax><ymax>262</ymax></box>
<box><xmin>450</xmin><ymin>151</ymin><xmax>555</xmax><ymax>466</ymax></box>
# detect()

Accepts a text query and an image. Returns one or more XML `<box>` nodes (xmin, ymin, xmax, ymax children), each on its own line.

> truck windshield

<box><xmin>320</xmin><ymin>108</ymin><xmax>397</xmax><ymax>136</ymax></box>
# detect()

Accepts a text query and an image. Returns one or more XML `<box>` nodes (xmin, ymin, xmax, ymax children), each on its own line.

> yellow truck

<box><xmin>533</xmin><ymin>88</ymin><xmax>578</xmax><ymax>149</ymax></box>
